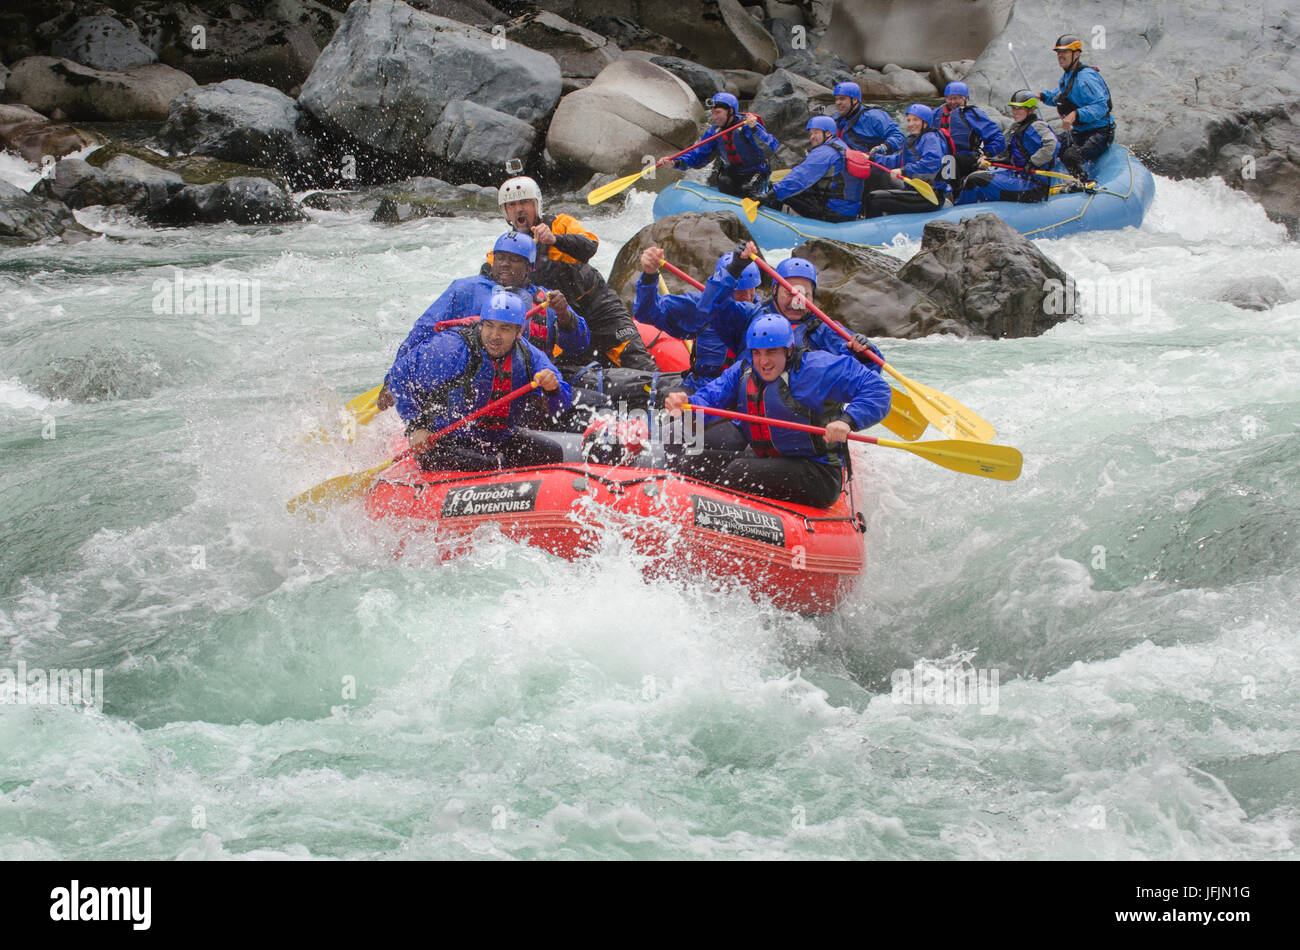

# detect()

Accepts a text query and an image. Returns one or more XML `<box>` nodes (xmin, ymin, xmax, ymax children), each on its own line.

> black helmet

<box><xmin>1008</xmin><ymin>90</ymin><xmax>1040</xmax><ymax>110</ymax></box>
<box><xmin>1053</xmin><ymin>33</ymin><xmax>1083</xmax><ymax>51</ymax></box>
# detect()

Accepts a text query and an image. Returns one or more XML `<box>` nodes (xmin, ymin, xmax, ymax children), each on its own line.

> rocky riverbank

<box><xmin>2</xmin><ymin>0</ymin><xmax>1296</xmax><ymax>243</ymax></box>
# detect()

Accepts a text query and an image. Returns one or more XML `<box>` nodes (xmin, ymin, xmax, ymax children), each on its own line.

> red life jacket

<box><xmin>934</xmin><ymin>107</ymin><xmax>958</xmax><ymax>155</ymax></box>
<box><xmin>744</xmin><ymin>371</ymin><xmax>780</xmax><ymax>458</ymax></box>
<box><xmin>478</xmin><ymin>353</ymin><xmax>515</xmax><ymax>430</ymax></box>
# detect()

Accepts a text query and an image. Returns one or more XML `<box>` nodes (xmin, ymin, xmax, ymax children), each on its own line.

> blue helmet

<box><xmin>806</xmin><ymin>115</ymin><xmax>836</xmax><ymax>134</ymax></box>
<box><xmin>746</xmin><ymin>315</ymin><xmax>794</xmax><ymax>351</ymax></box>
<box><xmin>905</xmin><ymin>103</ymin><xmax>933</xmax><ymax>123</ymax></box>
<box><xmin>776</xmin><ymin>256</ymin><xmax>817</xmax><ymax>288</ymax></box>
<box><xmin>483</xmin><ymin>288</ymin><xmax>529</xmax><ymax>327</ymax></box>
<box><xmin>493</xmin><ymin>229</ymin><xmax>536</xmax><ymax>265</ymax></box>
<box><xmin>833</xmin><ymin>81</ymin><xmax>861</xmax><ymax>100</ymax></box>
<box><xmin>714</xmin><ymin>251</ymin><xmax>761</xmax><ymax>290</ymax></box>
<box><xmin>705</xmin><ymin>92</ymin><xmax>740</xmax><ymax>113</ymax></box>
<box><xmin>943</xmin><ymin>81</ymin><xmax>970</xmax><ymax>98</ymax></box>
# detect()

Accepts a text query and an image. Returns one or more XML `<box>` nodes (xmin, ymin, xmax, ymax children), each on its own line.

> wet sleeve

<box><xmin>550</xmin><ymin>214</ymin><xmax>599</xmax><ymax>263</ymax></box>
<box><xmin>772</xmin><ymin>150</ymin><xmax>828</xmax><ymax>199</ymax></box>
<box><xmin>1075</xmin><ymin>71</ymin><xmax>1111</xmax><ymax>125</ymax></box>
<box><xmin>822</xmin><ymin>356</ymin><xmax>893</xmax><ymax>430</ymax></box>
<box><xmin>1028</xmin><ymin>122</ymin><xmax>1059</xmax><ymax>167</ymax></box>
<box><xmin>972</xmin><ymin>110</ymin><xmax>1006</xmax><ymax>154</ymax></box>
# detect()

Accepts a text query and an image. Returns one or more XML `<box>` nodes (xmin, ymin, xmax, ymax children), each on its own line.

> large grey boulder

<box><xmin>52</xmin><ymin>16</ymin><xmax>158</xmax><ymax>72</ymax></box>
<box><xmin>33</xmin><ymin>154</ymin><xmax>185</xmax><ymax>218</ymax></box>
<box><xmin>426</xmin><ymin>99</ymin><xmax>537</xmax><ymax>168</ymax></box>
<box><xmin>896</xmin><ymin>215</ymin><xmax>1077</xmax><ymax>339</ymax></box>
<box><xmin>0</xmin><ymin>179</ymin><xmax>95</xmax><ymax>246</ymax></box>
<box><xmin>4</xmin><ymin>56</ymin><xmax>196</xmax><ymax>121</ymax></box>
<box><xmin>962</xmin><ymin>0</ymin><xmax>1300</xmax><ymax>235</ymax></box>
<box><xmin>504</xmin><ymin>10</ymin><xmax>617</xmax><ymax>79</ymax></box>
<box><xmin>159</xmin><ymin>80</ymin><xmax>319</xmax><ymax>181</ymax></box>
<box><xmin>159</xmin><ymin>177</ymin><xmax>305</xmax><ymax>225</ymax></box>
<box><xmin>546</xmin><ymin>58</ymin><xmax>704</xmax><ymax>176</ymax></box>
<box><xmin>823</xmin><ymin>0</ymin><xmax>1013</xmax><ymax>71</ymax></box>
<box><xmin>299</xmin><ymin>0</ymin><xmax>561</xmax><ymax>170</ymax></box>
<box><xmin>605</xmin><ymin>212</ymin><xmax>757</xmax><ymax>317</ymax></box>
<box><xmin>748</xmin><ymin>68</ymin><xmax>834</xmax><ymax>143</ymax></box>
<box><xmin>161</xmin><ymin>17</ymin><xmax>320</xmax><ymax>91</ymax></box>
<box><xmin>790</xmin><ymin>239</ymin><xmax>969</xmax><ymax>339</ymax></box>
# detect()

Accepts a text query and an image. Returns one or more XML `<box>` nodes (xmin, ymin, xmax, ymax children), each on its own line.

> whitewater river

<box><xmin>1</xmin><ymin>166</ymin><xmax>1296</xmax><ymax>860</ymax></box>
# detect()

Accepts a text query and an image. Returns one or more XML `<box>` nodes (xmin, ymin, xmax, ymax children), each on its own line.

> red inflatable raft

<box><xmin>365</xmin><ymin>454</ymin><xmax>866</xmax><ymax>614</ymax></box>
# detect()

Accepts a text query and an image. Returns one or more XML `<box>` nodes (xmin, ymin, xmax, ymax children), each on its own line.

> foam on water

<box><xmin>1</xmin><ymin>171</ymin><xmax>1297</xmax><ymax>859</ymax></box>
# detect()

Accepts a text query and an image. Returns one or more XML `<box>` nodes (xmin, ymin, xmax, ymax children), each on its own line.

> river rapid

<box><xmin>1</xmin><ymin>165</ymin><xmax>1297</xmax><ymax>859</ymax></box>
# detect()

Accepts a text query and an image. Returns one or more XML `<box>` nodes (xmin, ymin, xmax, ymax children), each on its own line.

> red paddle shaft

<box><xmin>658</xmin><ymin>259</ymin><xmax>705</xmax><ymax>291</ymax></box>
<box><xmin>401</xmin><ymin>381</ymin><xmax>542</xmax><ymax>461</ymax></box>
<box><xmin>683</xmin><ymin>403</ymin><xmax>870</xmax><ymax>444</ymax></box>
<box><xmin>658</xmin><ymin>121</ymin><xmax>747</xmax><ymax>166</ymax></box>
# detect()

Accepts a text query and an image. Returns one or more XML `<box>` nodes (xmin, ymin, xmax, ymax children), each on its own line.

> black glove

<box><xmin>726</xmin><ymin>243</ymin><xmax>750</xmax><ymax>278</ymax></box>
<box><xmin>852</xmin><ymin>333</ymin><xmax>883</xmax><ymax>367</ymax></box>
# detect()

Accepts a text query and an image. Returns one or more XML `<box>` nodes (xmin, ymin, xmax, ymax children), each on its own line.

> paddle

<box><xmin>746</xmin><ymin>252</ymin><xmax>996</xmax><ymax>442</ymax></box>
<box><xmin>864</xmin><ymin>157</ymin><xmax>939</xmax><ymax>205</ymax></box>
<box><xmin>681</xmin><ymin>403</ymin><xmax>1022</xmax><ymax>481</ymax></box>
<box><xmin>987</xmin><ymin>162</ymin><xmax>1094</xmax><ymax>185</ymax></box>
<box><xmin>659</xmin><ymin>256</ymin><xmax>926</xmax><ymax>441</ymax></box>
<box><xmin>286</xmin><ymin>379</ymin><xmax>542</xmax><ymax>514</ymax></box>
<box><xmin>338</xmin><ymin>302</ymin><xmax>548</xmax><ymax>439</ymax></box>
<box><xmin>587</xmin><ymin>121</ymin><xmax>747</xmax><ymax>205</ymax></box>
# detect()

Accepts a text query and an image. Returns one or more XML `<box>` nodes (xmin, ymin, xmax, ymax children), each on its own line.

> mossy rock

<box><xmin>85</xmin><ymin>143</ymin><xmax>285</xmax><ymax>188</ymax></box>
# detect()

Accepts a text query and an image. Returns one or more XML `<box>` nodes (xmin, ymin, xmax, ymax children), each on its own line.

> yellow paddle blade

<box><xmin>741</xmin><ymin>197</ymin><xmax>759</xmax><ymax>222</ymax></box>
<box><xmin>285</xmin><ymin>455</ymin><xmax>397</xmax><ymax>515</ymax></box>
<box><xmin>879</xmin><ymin>437</ymin><xmax>1023</xmax><ymax>481</ymax></box>
<box><xmin>345</xmin><ymin>384</ymin><xmax>382</xmax><ymax>415</ymax></box>
<box><xmin>904</xmin><ymin>175</ymin><xmax>939</xmax><ymax>205</ymax></box>
<box><xmin>879</xmin><ymin>365</ymin><xmax>995</xmax><ymax>443</ymax></box>
<box><xmin>879</xmin><ymin>387</ymin><xmax>927</xmax><ymax>441</ymax></box>
<box><xmin>658</xmin><ymin>273</ymin><xmax>670</xmax><ymax>295</ymax></box>
<box><xmin>587</xmin><ymin>168</ymin><xmax>653</xmax><ymax>205</ymax></box>
<box><xmin>1030</xmin><ymin>167</ymin><xmax>1081</xmax><ymax>181</ymax></box>
<box><xmin>769</xmin><ymin>169</ymin><xmax>791</xmax><ymax>182</ymax></box>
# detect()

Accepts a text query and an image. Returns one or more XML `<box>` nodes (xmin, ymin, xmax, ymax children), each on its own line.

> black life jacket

<box><xmin>809</xmin><ymin>137</ymin><xmax>851</xmax><ymax>205</ymax></box>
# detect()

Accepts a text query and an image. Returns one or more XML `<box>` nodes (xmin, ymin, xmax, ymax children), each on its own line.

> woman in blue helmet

<box><xmin>667</xmin><ymin>91</ymin><xmax>780</xmax><ymax>198</ymax></box>
<box><xmin>862</xmin><ymin>103</ymin><xmax>953</xmax><ymax>218</ymax></box>
<box><xmin>663</xmin><ymin>315</ymin><xmax>892</xmax><ymax>508</ymax></box>
<box><xmin>635</xmin><ymin>247</ymin><xmax>764</xmax><ymax>392</ymax></box>
<box><xmin>956</xmin><ymin>91</ymin><xmax>1061</xmax><ymax>205</ymax></box>
<box><xmin>750</xmin><ymin>116</ymin><xmax>863</xmax><ymax>222</ymax></box>
<box><xmin>387</xmin><ymin>289</ymin><xmax>573</xmax><ymax>472</ymax></box>
<box><xmin>929</xmin><ymin>81</ymin><xmax>1006</xmax><ymax>188</ymax></box>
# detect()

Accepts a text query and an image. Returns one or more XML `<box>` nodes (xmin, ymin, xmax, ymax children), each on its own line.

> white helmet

<box><xmin>497</xmin><ymin>176</ymin><xmax>542</xmax><ymax>217</ymax></box>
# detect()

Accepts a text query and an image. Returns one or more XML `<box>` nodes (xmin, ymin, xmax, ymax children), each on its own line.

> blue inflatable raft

<box><xmin>651</xmin><ymin>144</ymin><xmax>1156</xmax><ymax>248</ymax></box>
